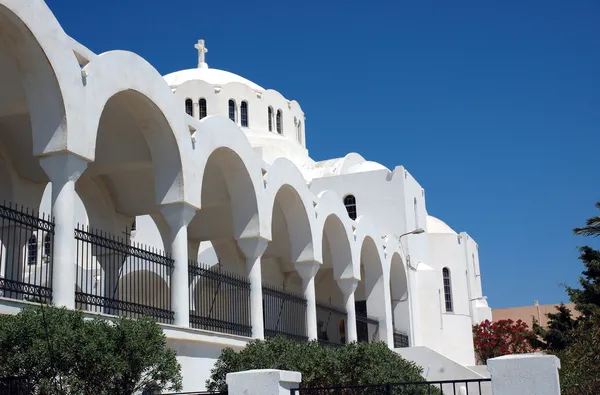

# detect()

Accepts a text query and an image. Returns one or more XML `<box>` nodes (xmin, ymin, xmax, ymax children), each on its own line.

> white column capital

<box><xmin>238</xmin><ymin>237</ymin><xmax>269</xmax><ymax>260</ymax></box>
<box><xmin>40</xmin><ymin>153</ymin><xmax>88</xmax><ymax>184</ymax></box>
<box><xmin>160</xmin><ymin>203</ymin><xmax>196</xmax><ymax>229</ymax></box>
<box><xmin>337</xmin><ymin>277</ymin><xmax>359</xmax><ymax>296</ymax></box>
<box><xmin>294</xmin><ymin>261</ymin><xmax>320</xmax><ymax>281</ymax></box>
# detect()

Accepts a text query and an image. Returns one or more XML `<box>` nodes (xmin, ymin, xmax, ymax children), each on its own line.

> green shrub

<box><xmin>206</xmin><ymin>336</ymin><xmax>428</xmax><ymax>392</ymax></box>
<box><xmin>0</xmin><ymin>305</ymin><xmax>182</xmax><ymax>395</ymax></box>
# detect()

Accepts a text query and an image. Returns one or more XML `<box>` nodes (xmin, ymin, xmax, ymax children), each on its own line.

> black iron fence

<box><xmin>189</xmin><ymin>261</ymin><xmax>252</xmax><ymax>337</ymax></box>
<box><xmin>316</xmin><ymin>302</ymin><xmax>348</xmax><ymax>346</ymax></box>
<box><xmin>290</xmin><ymin>379</ymin><xmax>492</xmax><ymax>395</ymax></box>
<box><xmin>263</xmin><ymin>283</ymin><xmax>308</xmax><ymax>341</ymax></box>
<box><xmin>0</xmin><ymin>203</ymin><xmax>54</xmax><ymax>303</ymax></box>
<box><xmin>74</xmin><ymin>225</ymin><xmax>174</xmax><ymax>323</ymax></box>
<box><xmin>0</xmin><ymin>377</ymin><xmax>30</xmax><ymax>395</ymax></box>
<box><xmin>393</xmin><ymin>331</ymin><xmax>409</xmax><ymax>348</ymax></box>
<box><xmin>356</xmin><ymin>312</ymin><xmax>380</xmax><ymax>343</ymax></box>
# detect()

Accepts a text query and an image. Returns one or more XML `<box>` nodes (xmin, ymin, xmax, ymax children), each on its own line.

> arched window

<box><xmin>43</xmin><ymin>233</ymin><xmax>52</xmax><ymax>257</ymax></box>
<box><xmin>228</xmin><ymin>99</ymin><xmax>236</xmax><ymax>122</ymax></box>
<box><xmin>344</xmin><ymin>195</ymin><xmax>357</xmax><ymax>220</ymax></box>
<box><xmin>199</xmin><ymin>98</ymin><xmax>207</xmax><ymax>119</ymax></box>
<box><xmin>442</xmin><ymin>268</ymin><xmax>453</xmax><ymax>312</ymax></box>
<box><xmin>27</xmin><ymin>235</ymin><xmax>37</xmax><ymax>266</ymax></box>
<box><xmin>185</xmin><ymin>99</ymin><xmax>193</xmax><ymax>117</ymax></box>
<box><xmin>276</xmin><ymin>109</ymin><xmax>283</xmax><ymax>134</ymax></box>
<box><xmin>240</xmin><ymin>101</ymin><xmax>249</xmax><ymax>127</ymax></box>
<box><xmin>268</xmin><ymin>107</ymin><xmax>274</xmax><ymax>131</ymax></box>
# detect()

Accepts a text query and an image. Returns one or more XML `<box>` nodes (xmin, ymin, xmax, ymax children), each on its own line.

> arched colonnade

<box><xmin>0</xmin><ymin>0</ymin><xmax>413</xmax><ymax>348</ymax></box>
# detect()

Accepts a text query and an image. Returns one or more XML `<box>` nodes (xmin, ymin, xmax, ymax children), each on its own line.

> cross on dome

<box><xmin>194</xmin><ymin>39</ymin><xmax>208</xmax><ymax>69</ymax></box>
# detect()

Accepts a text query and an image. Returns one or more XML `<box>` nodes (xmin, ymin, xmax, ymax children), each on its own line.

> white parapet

<box><xmin>488</xmin><ymin>353</ymin><xmax>561</xmax><ymax>395</ymax></box>
<box><xmin>226</xmin><ymin>369</ymin><xmax>302</xmax><ymax>395</ymax></box>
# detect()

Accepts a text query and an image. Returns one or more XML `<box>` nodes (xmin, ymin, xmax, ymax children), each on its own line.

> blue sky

<box><xmin>45</xmin><ymin>0</ymin><xmax>599</xmax><ymax>308</ymax></box>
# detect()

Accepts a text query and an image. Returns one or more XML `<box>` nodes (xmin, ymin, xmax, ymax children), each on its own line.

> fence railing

<box><xmin>290</xmin><ymin>378</ymin><xmax>492</xmax><ymax>395</ymax></box>
<box><xmin>0</xmin><ymin>203</ymin><xmax>54</xmax><ymax>304</ymax></box>
<box><xmin>74</xmin><ymin>225</ymin><xmax>174</xmax><ymax>323</ymax></box>
<box><xmin>189</xmin><ymin>262</ymin><xmax>252</xmax><ymax>337</ymax></box>
<box><xmin>316</xmin><ymin>302</ymin><xmax>347</xmax><ymax>346</ymax></box>
<box><xmin>263</xmin><ymin>283</ymin><xmax>308</xmax><ymax>341</ymax></box>
<box><xmin>393</xmin><ymin>331</ymin><xmax>409</xmax><ymax>348</ymax></box>
<box><xmin>356</xmin><ymin>312</ymin><xmax>380</xmax><ymax>343</ymax></box>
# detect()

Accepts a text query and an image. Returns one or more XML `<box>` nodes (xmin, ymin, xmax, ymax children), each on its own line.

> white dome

<box><xmin>347</xmin><ymin>161</ymin><xmax>389</xmax><ymax>173</ymax></box>
<box><xmin>163</xmin><ymin>67</ymin><xmax>264</xmax><ymax>91</ymax></box>
<box><xmin>426</xmin><ymin>215</ymin><xmax>457</xmax><ymax>235</ymax></box>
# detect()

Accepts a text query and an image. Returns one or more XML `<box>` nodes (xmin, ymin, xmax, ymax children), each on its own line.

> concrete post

<box><xmin>337</xmin><ymin>278</ymin><xmax>358</xmax><ymax>343</ymax></box>
<box><xmin>226</xmin><ymin>369</ymin><xmax>301</xmax><ymax>395</ymax></box>
<box><xmin>160</xmin><ymin>204</ymin><xmax>196</xmax><ymax>327</ymax></box>
<box><xmin>488</xmin><ymin>354</ymin><xmax>561</xmax><ymax>395</ymax></box>
<box><xmin>40</xmin><ymin>154</ymin><xmax>88</xmax><ymax>309</ymax></box>
<box><xmin>238</xmin><ymin>237</ymin><xmax>268</xmax><ymax>339</ymax></box>
<box><xmin>294</xmin><ymin>261</ymin><xmax>320</xmax><ymax>341</ymax></box>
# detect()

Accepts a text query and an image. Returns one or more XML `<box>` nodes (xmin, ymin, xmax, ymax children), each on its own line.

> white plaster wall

<box><xmin>427</xmin><ymin>233</ymin><xmax>476</xmax><ymax>366</ymax></box>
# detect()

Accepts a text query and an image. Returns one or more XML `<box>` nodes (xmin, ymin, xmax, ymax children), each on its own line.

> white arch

<box><xmin>353</xmin><ymin>215</ymin><xmax>393</xmax><ymax>345</ymax></box>
<box><xmin>82</xmin><ymin>50</ymin><xmax>200</xmax><ymax>208</ymax></box>
<box><xmin>191</xmin><ymin>115</ymin><xmax>269</xmax><ymax>240</ymax></box>
<box><xmin>0</xmin><ymin>0</ymin><xmax>88</xmax><ymax>158</ymax></box>
<box><xmin>264</xmin><ymin>158</ymin><xmax>318</xmax><ymax>263</ymax></box>
<box><xmin>314</xmin><ymin>190</ymin><xmax>356</xmax><ymax>280</ymax></box>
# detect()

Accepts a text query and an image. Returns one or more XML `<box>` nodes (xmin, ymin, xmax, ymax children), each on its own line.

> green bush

<box><xmin>555</xmin><ymin>318</ymin><xmax>600</xmax><ymax>395</ymax></box>
<box><xmin>0</xmin><ymin>305</ymin><xmax>182</xmax><ymax>395</ymax></box>
<box><xmin>206</xmin><ymin>336</ymin><xmax>428</xmax><ymax>393</ymax></box>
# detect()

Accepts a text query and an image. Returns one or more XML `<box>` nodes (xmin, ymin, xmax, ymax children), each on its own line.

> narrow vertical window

<box><xmin>199</xmin><ymin>98</ymin><xmax>207</xmax><ymax>119</ymax></box>
<box><xmin>228</xmin><ymin>99</ymin><xmax>236</xmax><ymax>122</ymax></box>
<box><xmin>268</xmin><ymin>107</ymin><xmax>273</xmax><ymax>131</ymax></box>
<box><xmin>27</xmin><ymin>235</ymin><xmax>37</xmax><ymax>266</ymax></box>
<box><xmin>276</xmin><ymin>109</ymin><xmax>283</xmax><ymax>134</ymax></box>
<box><xmin>43</xmin><ymin>233</ymin><xmax>52</xmax><ymax>257</ymax></box>
<box><xmin>442</xmin><ymin>267</ymin><xmax>453</xmax><ymax>312</ymax></box>
<box><xmin>344</xmin><ymin>195</ymin><xmax>357</xmax><ymax>220</ymax></box>
<box><xmin>185</xmin><ymin>99</ymin><xmax>193</xmax><ymax>117</ymax></box>
<box><xmin>414</xmin><ymin>197</ymin><xmax>419</xmax><ymax>229</ymax></box>
<box><xmin>297</xmin><ymin>120</ymin><xmax>302</xmax><ymax>142</ymax></box>
<box><xmin>241</xmin><ymin>101</ymin><xmax>249</xmax><ymax>127</ymax></box>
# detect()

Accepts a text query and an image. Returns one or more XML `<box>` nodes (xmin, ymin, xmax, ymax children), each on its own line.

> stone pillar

<box><xmin>40</xmin><ymin>154</ymin><xmax>87</xmax><ymax>309</ymax></box>
<box><xmin>294</xmin><ymin>261</ymin><xmax>320</xmax><ymax>341</ymax></box>
<box><xmin>488</xmin><ymin>354</ymin><xmax>561</xmax><ymax>395</ymax></box>
<box><xmin>226</xmin><ymin>369</ymin><xmax>301</xmax><ymax>395</ymax></box>
<box><xmin>382</xmin><ymin>274</ymin><xmax>395</xmax><ymax>348</ymax></box>
<box><xmin>160</xmin><ymin>203</ymin><xmax>196</xmax><ymax>327</ymax></box>
<box><xmin>238</xmin><ymin>237</ymin><xmax>268</xmax><ymax>339</ymax></box>
<box><xmin>337</xmin><ymin>278</ymin><xmax>358</xmax><ymax>344</ymax></box>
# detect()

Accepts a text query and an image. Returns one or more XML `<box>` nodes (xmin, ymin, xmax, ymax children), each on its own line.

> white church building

<box><xmin>0</xmin><ymin>0</ymin><xmax>492</xmax><ymax>390</ymax></box>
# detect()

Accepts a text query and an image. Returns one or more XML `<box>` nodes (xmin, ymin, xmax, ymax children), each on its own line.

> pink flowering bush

<box><xmin>473</xmin><ymin>319</ymin><xmax>537</xmax><ymax>364</ymax></box>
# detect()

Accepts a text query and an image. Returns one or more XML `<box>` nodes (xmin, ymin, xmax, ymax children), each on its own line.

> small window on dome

<box><xmin>241</xmin><ymin>101</ymin><xmax>249</xmax><ymax>127</ymax></box>
<box><xmin>228</xmin><ymin>100</ymin><xmax>236</xmax><ymax>123</ymax></box>
<box><xmin>276</xmin><ymin>109</ymin><xmax>283</xmax><ymax>134</ymax></box>
<box><xmin>268</xmin><ymin>107</ymin><xmax>274</xmax><ymax>132</ymax></box>
<box><xmin>199</xmin><ymin>98</ymin><xmax>207</xmax><ymax>119</ymax></box>
<box><xmin>185</xmin><ymin>99</ymin><xmax>193</xmax><ymax>117</ymax></box>
<box><xmin>344</xmin><ymin>195</ymin><xmax>357</xmax><ymax>220</ymax></box>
